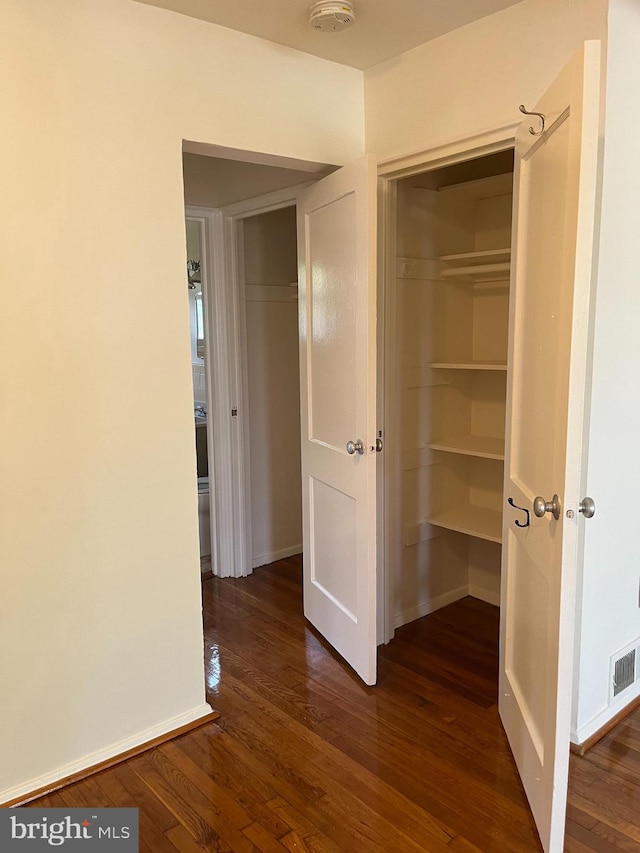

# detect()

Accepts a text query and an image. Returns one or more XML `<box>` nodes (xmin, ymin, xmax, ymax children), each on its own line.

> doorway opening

<box><xmin>383</xmin><ymin>147</ymin><xmax>515</xmax><ymax>655</ymax></box>
<box><xmin>181</xmin><ymin>144</ymin><xmax>330</xmax><ymax>587</ymax></box>
<box><xmin>184</xmin><ymin>215</ymin><xmax>214</xmax><ymax>577</ymax></box>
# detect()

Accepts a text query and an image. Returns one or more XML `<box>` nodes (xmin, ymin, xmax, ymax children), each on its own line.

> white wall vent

<box><xmin>611</xmin><ymin>646</ymin><xmax>637</xmax><ymax>699</ymax></box>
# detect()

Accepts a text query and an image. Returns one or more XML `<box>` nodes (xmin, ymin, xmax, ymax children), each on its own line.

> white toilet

<box><xmin>197</xmin><ymin>476</ymin><xmax>211</xmax><ymax>557</ymax></box>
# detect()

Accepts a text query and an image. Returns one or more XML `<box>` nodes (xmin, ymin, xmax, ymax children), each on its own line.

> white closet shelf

<box><xmin>439</xmin><ymin>248</ymin><xmax>511</xmax><ymax>264</ymax></box>
<box><xmin>427</xmin><ymin>361</ymin><xmax>507</xmax><ymax>371</ymax></box>
<box><xmin>441</xmin><ymin>263</ymin><xmax>510</xmax><ymax>281</ymax></box>
<box><xmin>439</xmin><ymin>248</ymin><xmax>511</xmax><ymax>282</ymax></box>
<box><xmin>425</xmin><ymin>504</ymin><xmax>502</xmax><ymax>544</ymax></box>
<box><xmin>427</xmin><ymin>434</ymin><xmax>505</xmax><ymax>460</ymax></box>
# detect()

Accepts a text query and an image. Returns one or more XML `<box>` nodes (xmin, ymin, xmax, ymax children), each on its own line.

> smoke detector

<box><xmin>309</xmin><ymin>2</ymin><xmax>355</xmax><ymax>33</ymax></box>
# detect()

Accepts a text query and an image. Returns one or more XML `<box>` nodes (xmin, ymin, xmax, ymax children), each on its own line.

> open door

<box><xmin>501</xmin><ymin>42</ymin><xmax>602</xmax><ymax>852</ymax></box>
<box><xmin>297</xmin><ymin>155</ymin><xmax>378</xmax><ymax>685</ymax></box>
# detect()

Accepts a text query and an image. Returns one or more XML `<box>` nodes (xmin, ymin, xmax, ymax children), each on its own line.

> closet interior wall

<box><xmin>391</xmin><ymin>151</ymin><xmax>514</xmax><ymax>630</ymax></box>
<box><xmin>244</xmin><ymin>206</ymin><xmax>302</xmax><ymax>569</ymax></box>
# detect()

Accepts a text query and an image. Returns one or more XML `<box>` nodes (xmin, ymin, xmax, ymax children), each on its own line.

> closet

<box><xmin>391</xmin><ymin>149</ymin><xmax>515</xmax><ymax>629</ymax></box>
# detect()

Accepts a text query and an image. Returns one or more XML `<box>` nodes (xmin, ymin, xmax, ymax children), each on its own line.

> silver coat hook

<box><xmin>519</xmin><ymin>104</ymin><xmax>545</xmax><ymax>135</ymax></box>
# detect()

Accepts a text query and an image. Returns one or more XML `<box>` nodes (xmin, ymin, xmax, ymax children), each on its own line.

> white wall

<box><xmin>364</xmin><ymin>0</ymin><xmax>607</xmax><ymax>161</ymax></box>
<box><xmin>572</xmin><ymin>0</ymin><xmax>640</xmax><ymax>743</ymax></box>
<box><xmin>244</xmin><ymin>208</ymin><xmax>303</xmax><ymax>567</ymax></box>
<box><xmin>0</xmin><ymin>0</ymin><xmax>364</xmax><ymax>802</ymax></box>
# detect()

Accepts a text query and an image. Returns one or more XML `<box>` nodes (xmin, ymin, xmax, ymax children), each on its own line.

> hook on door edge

<box><xmin>508</xmin><ymin>497</ymin><xmax>531</xmax><ymax>528</ymax></box>
<box><xmin>519</xmin><ymin>104</ymin><xmax>546</xmax><ymax>135</ymax></box>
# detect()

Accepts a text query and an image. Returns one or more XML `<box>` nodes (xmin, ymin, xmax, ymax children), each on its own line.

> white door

<box><xmin>501</xmin><ymin>42</ymin><xmax>602</xmax><ymax>852</ymax></box>
<box><xmin>297</xmin><ymin>155</ymin><xmax>378</xmax><ymax>685</ymax></box>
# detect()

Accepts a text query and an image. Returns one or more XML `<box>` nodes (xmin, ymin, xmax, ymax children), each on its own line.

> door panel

<box><xmin>501</xmin><ymin>42</ymin><xmax>602</xmax><ymax>852</ymax></box>
<box><xmin>307</xmin><ymin>193</ymin><xmax>358</xmax><ymax>450</ymax></box>
<box><xmin>310</xmin><ymin>477</ymin><xmax>358</xmax><ymax>619</ymax></box>
<box><xmin>298</xmin><ymin>156</ymin><xmax>378</xmax><ymax>685</ymax></box>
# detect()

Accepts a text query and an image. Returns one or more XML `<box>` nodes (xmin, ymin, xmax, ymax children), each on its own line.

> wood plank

<box><xmin>266</xmin><ymin>798</ymin><xmax>342</xmax><ymax>853</ymax></box>
<box><xmin>177</xmin><ymin>731</ymin><xmax>292</xmax><ymax>839</ymax></box>
<box><xmin>131</xmin><ymin>749</ymin><xmax>255</xmax><ymax>852</ymax></box>
<box><xmin>242</xmin><ymin>821</ymin><xmax>291</xmax><ymax>853</ymax></box>
<box><xmin>278</xmin><ymin>830</ymin><xmax>313</xmax><ymax>853</ymax></box>
<box><xmin>164</xmin><ymin>824</ymin><xmax>208</xmax><ymax>853</ymax></box>
<box><xmin>448</xmin><ymin>836</ymin><xmax>487</xmax><ymax>852</ymax></box>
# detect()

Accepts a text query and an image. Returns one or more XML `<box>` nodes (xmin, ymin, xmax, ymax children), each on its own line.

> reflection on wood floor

<box><xmin>30</xmin><ymin>555</ymin><xmax>640</xmax><ymax>851</ymax></box>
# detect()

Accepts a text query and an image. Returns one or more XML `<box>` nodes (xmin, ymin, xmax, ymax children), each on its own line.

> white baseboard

<box><xmin>468</xmin><ymin>583</ymin><xmax>501</xmax><ymax>607</ymax></box>
<box><xmin>394</xmin><ymin>585</ymin><xmax>468</xmax><ymax>629</ymax></box>
<box><xmin>571</xmin><ymin>680</ymin><xmax>640</xmax><ymax>744</ymax></box>
<box><xmin>252</xmin><ymin>544</ymin><xmax>302</xmax><ymax>569</ymax></box>
<box><xmin>0</xmin><ymin>703</ymin><xmax>213</xmax><ymax>806</ymax></box>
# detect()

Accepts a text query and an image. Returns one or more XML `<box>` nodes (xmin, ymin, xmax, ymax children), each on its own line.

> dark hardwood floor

<box><xmin>29</xmin><ymin>555</ymin><xmax>640</xmax><ymax>851</ymax></box>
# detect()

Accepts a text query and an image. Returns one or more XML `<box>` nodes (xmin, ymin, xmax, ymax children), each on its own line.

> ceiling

<box><xmin>135</xmin><ymin>0</ymin><xmax>526</xmax><ymax>70</ymax></box>
<box><xmin>182</xmin><ymin>152</ymin><xmax>325</xmax><ymax>208</ymax></box>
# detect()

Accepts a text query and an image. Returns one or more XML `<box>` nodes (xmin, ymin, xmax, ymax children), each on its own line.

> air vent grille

<box><xmin>613</xmin><ymin>648</ymin><xmax>636</xmax><ymax>697</ymax></box>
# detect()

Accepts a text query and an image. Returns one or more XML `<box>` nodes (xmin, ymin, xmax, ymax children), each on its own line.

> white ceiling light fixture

<box><xmin>309</xmin><ymin>1</ymin><xmax>355</xmax><ymax>33</ymax></box>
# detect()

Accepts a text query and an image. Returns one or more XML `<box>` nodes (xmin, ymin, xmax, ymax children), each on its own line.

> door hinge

<box><xmin>231</xmin><ymin>408</ymin><xmax>238</xmax><ymax>417</ymax></box>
